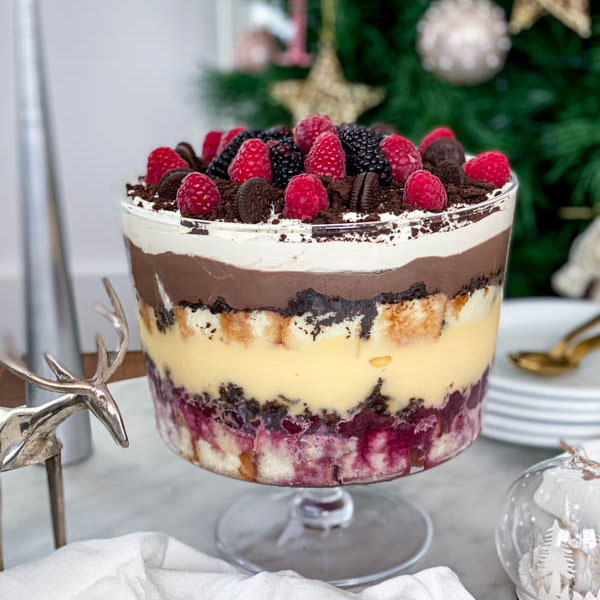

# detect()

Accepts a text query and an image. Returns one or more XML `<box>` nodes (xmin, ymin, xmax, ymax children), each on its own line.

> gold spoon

<box><xmin>509</xmin><ymin>313</ymin><xmax>600</xmax><ymax>376</ymax></box>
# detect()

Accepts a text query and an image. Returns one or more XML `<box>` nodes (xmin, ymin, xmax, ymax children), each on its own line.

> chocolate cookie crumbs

<box><xmin>359</xmin><ymin>172</ymin><xmax>379</xmax><ymax>213</ymax></box>
<box><xmin>127</xmin><ymin>182</ymin><xmax>155</xmax><ymax>202</ymax></box>
<box><xmin>177</xmin><ymin>274</ymin><xmax>501</xmax><ymax>340</ymax></box>
<box><xmin>321</xmin><ymin>176</ymin><xmax>353</xmax><ymax>207</ymax></box>
<box><xmin>349</xmin><ymin>174</ymin><xmax>363</xmax><ymax>211</ymax></box>
<box><xmin>422</xmin><ymin>138</ymin><xmax>466</xmax><ymax>166</ymax></box>
<box><xmin>175</xmin><ymin>142</ymin><xmax>202</xmax><ymax>170</ymax></box>
<box><xmin>157</xmin><ymin>168</ymin><xmax>193</xmax><ymax>202</ymax></box>
<box><xmin>155</xmin><ymin>305</ymin><xmax>175</xmax><ymax>332</ymax></box>
<box><xmin>235</xmin><ymin>178</ymin><xmax>275</xmax><ymax>223</ymax></box>
<box><xmin>433</xmin><ymin>160</ymin><xmax>465</xmax><ymax>187</ymax></box>
<box><xmin>446</xmin><ymin>178</ymin><xmax>497</xmax><ymax>205</ymax></box>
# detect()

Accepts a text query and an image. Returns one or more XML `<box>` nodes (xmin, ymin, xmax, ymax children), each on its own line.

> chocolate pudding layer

<box><xmin>125</xmin><ymin>227</ymin><xmax>509</xmax><ymax>312</ymax></box>
<box><xmin>121</xmin><ymin>178</ymin><xmax>516</xmax><ymax>485</ymax></box>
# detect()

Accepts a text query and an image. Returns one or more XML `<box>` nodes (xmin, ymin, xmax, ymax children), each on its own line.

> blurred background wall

<box><xmin>0</xmin><ymin>0</ymin><xmax>251</xmax><ymax>352</ymax></box>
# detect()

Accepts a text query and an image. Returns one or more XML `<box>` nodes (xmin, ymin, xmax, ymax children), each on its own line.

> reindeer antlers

<box><xmin>0</xmin><ymin>279</ymin><xmax>129</xmax><ymax>392</ymax></box>
<box><xmin>0</xmin><ymin>355</ymin><xmax>86</xmax><ymax>394</ymax></box>
<box><xmin>91</xmin><ymin>278</ymin><xmax>129</xmax><ymax>383</ymax></box>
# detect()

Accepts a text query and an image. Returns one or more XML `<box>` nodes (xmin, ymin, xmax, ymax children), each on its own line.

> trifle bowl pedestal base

<box><xmin>216</xmin><ymin>486</ymin><xmax>432</xmax><ymax>586</ymax></box>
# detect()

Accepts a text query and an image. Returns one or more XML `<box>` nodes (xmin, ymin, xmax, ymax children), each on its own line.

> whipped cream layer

<box><xmin>121</xmin><ymin>178</ymin><xmax>516</xmax><ymax>275</ymax></box>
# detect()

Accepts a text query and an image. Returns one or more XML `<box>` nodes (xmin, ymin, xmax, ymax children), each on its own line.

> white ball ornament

<box><xmin>417</xmin><ymin>0</ymin><xmax>511</xmax><ymax>86</ymax></box>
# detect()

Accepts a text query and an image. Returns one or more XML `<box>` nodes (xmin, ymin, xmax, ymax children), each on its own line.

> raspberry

<box><xmin>217</xmin><ymin>126</ymin><xmax>248</xmax><ymax>155</ymax></box>
<box><xmin>380</xmin><ymin>134</ymin><xmax>422</xmax><ymax>183</ymax></box>
<box><xmin>284</xmin><ymin>174</ymin><xmax>329</xmax><ymax>220</ymax></box>
<box><xmin>404</xmin><ymin>170</ymin><xmax>447</xmax><ymax>210</ymax></box>
<box><xmin>145</xmin><ymin>147</ymin><xmax>188</xmax><ymax>186</ymax></box>
<box><xmin>228</xmin><ymin>139</ymin><xmax>272</xmax><ymax>184</ymax></box>
<box><xmin>270</xmin><ymin>140</ymin><xmax>304</xmax><ymax>187</ymax></box>
<box><xmin>176</xmin><ymin>172</ymin><xmax>221</xmax><ymax>216</ymax></box>
<box><xmin>338</xmin><ymin>125</ymin><xmax>392</xmax><ymax>185</ymax></box>
<box><xmin>206</xmin><ymin>129</ymin><xmax>259</xmax><ymax>179</ymax></box>
<box><xmin>305</xmin><ymin>132</ymin><xmax>346</xmax><ymax>178</ymax></box>
<box><xmin>419</xmin><ymin>127</ymin><xmax>455</xmax><ymax>153</ymax></box>
<box><xmin>463</xmin><ymin>151</ymin><xmax>510</xmax><ymax>187</ymax></box>
<box><xmin>294</xmin><ymin>114</ymin><xmax>337</xmax><ymax>154</ymax></box>
<box><xmin>201</xmin><ymin>130</ymin><xmax>222</xmax><ymax>162</ymax></box>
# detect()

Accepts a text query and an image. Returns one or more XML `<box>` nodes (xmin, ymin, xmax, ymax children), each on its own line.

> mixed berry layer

<box><xmin>147</xmin><ymin>356</ymin><xmax>488</xmax><ymax>486</ymax></box>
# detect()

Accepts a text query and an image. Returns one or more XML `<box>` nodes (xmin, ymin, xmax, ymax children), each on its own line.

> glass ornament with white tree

<box><xmin>496</xmin><ymin>442</ymin><xmax>600</xmax><ymax>600</ymax></box>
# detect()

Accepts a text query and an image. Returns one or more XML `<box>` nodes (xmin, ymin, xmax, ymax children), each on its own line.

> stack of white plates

<box><xmin>482</xmin><ymin>298</ymin><xmax>600</xmax><ymax>448</ymax></box>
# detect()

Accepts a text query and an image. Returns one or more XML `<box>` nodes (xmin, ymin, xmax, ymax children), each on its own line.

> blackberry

<box><xmin>269</xmin><ymin>140</ymin><xmax>304</xmax><ymax>187</ymax></box>
<box><xmin>206</xmin><ymin>129</ymin><xmax>260</xmax><ymax>179</ymax></box>
<box><xmin>259</xmin><ymin>125</ymin><xmax>293</xmax><ymax>144</ymax></box>
<box><xmin>338</xmin><ymin>125</ymin><xmax>392</xmax><ymax>185</ymax></box>
<box><xmin>370</xmin><ymin>122</ymin><xmax>398</xmax><ymax>139</ymax></box>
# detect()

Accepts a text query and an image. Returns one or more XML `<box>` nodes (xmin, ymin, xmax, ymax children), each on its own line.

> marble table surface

<box><xmin>1</xmin><ymin>377</ymin><xmax>555</xmax><ymax>598</ymax></box>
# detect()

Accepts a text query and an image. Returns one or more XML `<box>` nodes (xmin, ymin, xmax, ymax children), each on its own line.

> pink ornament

<box><xmin>276</xmin><ymin>0</ymin><xmax>312</xmax><ymax>67</ymax></box>
<box><xmin>235</xmin><ymin>28</ymin><xmax>280</xmax><ymax>73</ymax></box>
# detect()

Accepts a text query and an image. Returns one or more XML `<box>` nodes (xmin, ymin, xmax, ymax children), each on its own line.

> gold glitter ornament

<box><xmin>509</xmin><ymin>0</ymin><xmax>591</xmax><ymax>38</ymax></box>
<box><xmin>270</xmin><ymin>0</ymin><xmax>384</xmax><ymax>124</ymax></box>
<box><xmin>416</xmin><ymin>0</ymin><xmax>511</xmax><ymax>86</ymax></box>
<box><xmin>270</xmin><ymin>42</ymin><xmax>384</xmax><ymax>124</ymax></box>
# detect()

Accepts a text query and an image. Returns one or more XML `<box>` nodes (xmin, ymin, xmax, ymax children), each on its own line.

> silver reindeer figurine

<box><xmin>0</xmin><ymin>278</ymin><xmax>129</xmax><ymax>569</ymax></box>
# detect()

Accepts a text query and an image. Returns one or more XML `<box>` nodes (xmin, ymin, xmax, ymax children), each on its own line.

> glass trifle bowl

<box><xmin>121</xmin><ymin>170</ymin><xmax>517</xmax><ymax>584</ymax></box>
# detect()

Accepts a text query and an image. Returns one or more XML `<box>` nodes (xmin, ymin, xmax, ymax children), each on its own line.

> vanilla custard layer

<box><xmin>138</xmin><ymin>286</ymin><xmax>501</xmax><ymax>417</ymax></box>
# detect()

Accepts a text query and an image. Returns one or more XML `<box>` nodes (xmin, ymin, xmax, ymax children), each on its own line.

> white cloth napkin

<box><xmin>0</xmin><ymin>532</ymin><xmax>474</xmax><ymax>600</ymax></box>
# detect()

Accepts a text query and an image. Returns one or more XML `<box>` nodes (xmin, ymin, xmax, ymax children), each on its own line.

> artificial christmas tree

<box><xmin>203</xmin><ymin>0</ymin><xmax>600</xmax><ymax>296</ymax></box>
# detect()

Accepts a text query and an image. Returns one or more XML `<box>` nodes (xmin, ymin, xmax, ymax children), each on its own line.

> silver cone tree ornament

<box><xmin>14</xmin><ymin>0</ymin><xmax>92</xmax><ymax>463</ymax></box>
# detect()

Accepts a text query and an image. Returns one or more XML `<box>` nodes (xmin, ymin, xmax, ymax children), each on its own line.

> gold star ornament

<box><xmin>509</xmin><ymin>0</ymin><xmax>591</xmax><ymax>37</ymax></box>
<box><xmin>270</xmin><ymin>41</ymin><xmax>385</xmax><ymax>124</ymax></box>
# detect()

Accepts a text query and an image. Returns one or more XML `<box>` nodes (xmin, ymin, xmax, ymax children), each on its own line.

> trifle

<box><xmin>121</xmin><ymin>116</ymin><xmax>517</xmax><ymax>489</ymax></box>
